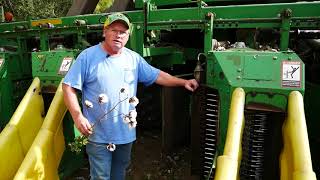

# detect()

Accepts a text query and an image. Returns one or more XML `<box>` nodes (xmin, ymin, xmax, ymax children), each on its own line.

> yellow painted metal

<box><xmin>14</xmin><ymin>80</ymin><xmax>67</xmax><ymax>180</ymax></box>
<box><xmin>214</xmin><ymin>88</ymin><xmax>245</xmax><ymax>180</ymax></box>
<box><xmin>31</xmin><ymin>19</ymin><xmax>62</xmax><ymax>27</ymax></box>
<box><xmin>280</xmin><ymin>91</ymin><xmax>317</xmax><ymax>180</ymax></box>
<box><xmin>0</xmin><ymin>77</ymin><xmax>44</xmax><ymax>179</ymax></box>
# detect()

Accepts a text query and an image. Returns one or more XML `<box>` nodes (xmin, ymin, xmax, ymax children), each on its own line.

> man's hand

<box><xmin>184</xmin><ymin>79</ymin><xmax>199</xmax><ymax>92</ymax></box>
<box><xmin>62</xmin><ymin>84</ymin><xmax>93</xmax><ymax>136</ymax></box>
<box><xmin>74</xmin><ymin>114</ymin><xmax>93</xmax><ymax>136</ymax></box>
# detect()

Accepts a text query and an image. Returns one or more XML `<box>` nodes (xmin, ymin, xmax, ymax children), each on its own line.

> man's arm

<box><xmin>62</xmin><ymin>84</ymin><xmax>92</xmax><ymax>136</ymax></box>
<box><xmin>155</xmin><ymin>71</ymin><xmax>199</xmax><ymax>92</ymax></box>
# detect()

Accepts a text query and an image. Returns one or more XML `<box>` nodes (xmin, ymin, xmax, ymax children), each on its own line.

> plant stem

<box><xmin>92</xmin><ymin>96</ymin><xmax>128</xmax><ymax>128</ymax></box>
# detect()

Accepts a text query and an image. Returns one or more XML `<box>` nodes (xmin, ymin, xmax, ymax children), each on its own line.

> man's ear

<box><xmin>102</xmin><ymin>28</ymin><xmax>107</xmax><ymax>37</ymax></box>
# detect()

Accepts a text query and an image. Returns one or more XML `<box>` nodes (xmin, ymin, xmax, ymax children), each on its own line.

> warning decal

<box><xmin>0</xmin><ymin>59</ymin><xmax>3</xmax><ymax>68</ymax></box>
<box><xmin>58</xmin><ymin>57</ymin><xmax>73</xmax><ymax>75</ymax></box>
<box><xmin>282</xmin><ymin>61</ymin><xmax>301</xmax><ymax>88</ymax></box>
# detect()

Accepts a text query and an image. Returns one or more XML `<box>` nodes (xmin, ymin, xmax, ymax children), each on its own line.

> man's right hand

<box><xmin>74</xmin><ymin>114</ymin><xmax>93</xmax><ymax>136</ymax></box>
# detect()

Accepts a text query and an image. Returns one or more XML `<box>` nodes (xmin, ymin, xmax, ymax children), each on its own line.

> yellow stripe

<box><xmin>31</xmin><ymin>19</ymin><xmax>62</xmax><ymax>27</ymax></box>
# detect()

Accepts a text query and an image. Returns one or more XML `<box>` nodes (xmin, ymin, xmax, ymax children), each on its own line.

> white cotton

<box><xmin>129</xmin><ymin>109</ymin><xmax>137</xmax><ymax>119</ymax></box>
<box><xmin>128</xmin><ymin>121</ymin><xmax>137</xmax><ymax>129</ymax></box>
<box><xmin>98</xmin><ymin>94</ymin><xmax>109</xmax><ymax>104</ymax></box>
<box><xmin>84</xmin><ymin>100</ymin><xmax>93</xmax><ymax>108</ymax></box>
<box><xmin>129</xmin><ymin>96</ymin><xmax>139</xmax><ymax>107</ymax></box>
<box><xmin>123</xmin><ymin>115</ymin><xmax>131</xmax><ymax>124</ymax></box>
<box><xmin>106</xmin><ymin>143</ymin><xmax>116</xmax><ymax>152</ymax></box>
<box><xmin>130</xmin><ymin>117</ymin><xmax>137</xmax><ymax>123</ymax></box>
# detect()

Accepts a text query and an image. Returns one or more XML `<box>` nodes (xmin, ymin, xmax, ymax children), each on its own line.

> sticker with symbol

<box><xmin>58</xmin><ymin>57</ymin><xmax>73</xmax><ymax>75</ymax></box>
<box><xmin>0</xmin><ymin>59</ymin><xmax>3</xmax><ymax>68</ymax></box>
<box><xmin>282</xmin><ymin>61</ymin><xmax>301</xmax><ymax>88</ymax></box>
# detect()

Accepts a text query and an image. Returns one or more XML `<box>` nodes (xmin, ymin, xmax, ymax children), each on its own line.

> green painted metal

<box><xmin>206</xmin><ymin>49</ymin><xmax>305</xmax><ymax>154</ymax></box>
<box><xmin>279</xmin><ymin>9</ymin><xmax>291</xmax><ymax>51</ymax></box>
<box><xmin>134</xmin><ymin>0</ymin><xmax>301</xmax><ymax>8</ymax></box>
<box><xmin>0</xmin><ymin>2</ymin><xmax>318</xmax><ymax>32</ymax></box>
<box><xmin>31</xmin><ymin>48</ymin><xmax>77</xmax><ymax>92</ymax></box>
<box><xmin>0</xmin><ymin>0</ymin><xmax>319</xmax><ymax>178</ymax></box>
<box><xmin>0</xmin><ymin>52</ymin><xmax>32</xmax><ymax>129</ymax></box>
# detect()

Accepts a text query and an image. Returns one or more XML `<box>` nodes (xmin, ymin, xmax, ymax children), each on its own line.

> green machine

<box><xmin>0</xmin><ymin>49</ymin><xmax>32</xmax><ymax>130</ymax></box>
<box><xmin>0</xmin><ymin>0</ymin><xmax>319</xmax><ymax>179</ymax></box>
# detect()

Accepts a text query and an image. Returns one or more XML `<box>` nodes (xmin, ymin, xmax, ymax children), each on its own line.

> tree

<box><xmin>2</xmin><ymin>0</ymin><xmax>72</xmax><ymax>20</ymax></box>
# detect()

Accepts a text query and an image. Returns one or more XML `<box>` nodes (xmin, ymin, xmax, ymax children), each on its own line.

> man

<box><xmin>62</xmin><ymin>12</ymin><xmax>198</xmax><ymax>180</ymax></box>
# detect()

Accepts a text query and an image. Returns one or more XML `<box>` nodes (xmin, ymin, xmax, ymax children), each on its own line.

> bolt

<box><xmin>136</xmin><ymin>25</ymin><xmax>141</xmax><ymax>29</ymax></box>
<box><xmin>237</xmin><ymin>68</ymin><xmax>242</xmax><ymax>72</ymax></box>
<box><xmin>273</xmin><ymin>56</ymin><xmax>278</xmax><ymax>60</ymax></box>
<box><xmin>237</xmin><ymin>76</ymin><xmax>241</xmax><ymax>80</ymax></box>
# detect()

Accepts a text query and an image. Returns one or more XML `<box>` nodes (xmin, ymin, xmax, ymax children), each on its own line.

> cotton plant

<box><xmin>106</xmin><ymin>143</ymin><xmax>116</xmax><ymax>152</ymax></box>
<box><xmin>123</xmin><ymin>109</ymin><xmax>138</xmax><ymax>129</ymax></box>
<box><xmin>69</xmin><ymin>88</ymin><xmax>140</xmax><ymax>154</ymax></box>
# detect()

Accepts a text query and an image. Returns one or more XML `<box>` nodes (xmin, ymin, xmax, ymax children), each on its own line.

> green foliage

<box><xmin>1</xmin><ymin>0</ymin><xmax>72</xmax><ymax>20</ymax></box>
<box><xmin>68</xmin><ymin>135</ymin><xmax>88</xmax><ymax>154</ymax></box>
<box><xmin>94</xmin><ymin>0</ymin><xmax>114</xmax><ymax>14</ymax></box>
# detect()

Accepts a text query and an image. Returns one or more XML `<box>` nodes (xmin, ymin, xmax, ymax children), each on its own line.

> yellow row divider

<box><xmin>0</xmin><ymin>77</ymin><xmax>44</xmax><ymax>179</ymax></box>
<box><xmin>14</xmin><ymin>79</ymin><xmax>67</xmax><ymax>179</ymax></box>
<box><xmin>214</xmin><ymin>88</ymin><xmax>245</xmax><ymax>180</ymax></box>
<box><xmin>280</xmin><ymin>91</ymin><xmax>316</xmax><ymax>180</ymax></box>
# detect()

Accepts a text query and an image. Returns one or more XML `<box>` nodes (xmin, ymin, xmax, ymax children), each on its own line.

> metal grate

<box><xmin>199</xmin><ymin>87</ymin><xmax>219</xmax><ymax>179</ymax></box>
<box><xmin>240</xmin><ymin>111</ymin><xmax>268</xmax><ymax>180</ymax></box>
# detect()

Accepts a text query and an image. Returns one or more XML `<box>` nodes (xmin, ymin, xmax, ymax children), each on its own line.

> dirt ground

<box><xmin>68</xmin><ymin>129</ymin><xmax>199</xmax><ymax>180</ymax></box>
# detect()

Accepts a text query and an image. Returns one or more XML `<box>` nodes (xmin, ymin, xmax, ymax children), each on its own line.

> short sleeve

<box><xmin>137</xmin><ymin>55</ymin><xmax>160</xmax><ymax>86</ymax></box>
<box><xmin>63</xmin><ymin>51</ymin><xmax>87</xmax><ymax>91</ymax></box>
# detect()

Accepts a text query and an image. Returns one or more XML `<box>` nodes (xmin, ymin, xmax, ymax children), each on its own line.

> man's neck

<box><xmin>102</xmin><ymin>41</ymin><xmax>122</xmax><ymax>57</ymax></box>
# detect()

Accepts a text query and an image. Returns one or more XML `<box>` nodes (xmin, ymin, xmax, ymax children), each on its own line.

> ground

<box><xmin>68</xmin><ymin>129</ymin><xmax>199</xmax><ymax>180</ymax></box>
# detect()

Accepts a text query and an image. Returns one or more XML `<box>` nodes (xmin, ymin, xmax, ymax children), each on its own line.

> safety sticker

<box><xmin>282</xmin><ymin>61</ymin><xmax>301</xmax><ymax>88</ymax></box>
<box><xmin>58</xmin><ymin>57</ymin><xmax>73</xmax><ymax>75</ymax></box>
<box><xmin>0</xmin><ymin>59</ymin><xmax>3</xmax><ymax>68</ymax></box>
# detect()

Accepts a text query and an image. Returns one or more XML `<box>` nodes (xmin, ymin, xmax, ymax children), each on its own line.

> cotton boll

<box><xmin>106</xmin><ymin>143</ymin><xmax>116</xmax><ymax>152</ymax></box>
<box><xmin>123</xmin><ymin>115</ymin><xmax>131</xmax><ymax>124</ymax></box>
<box><xmin>129</xmin><ymin>96</ymin><xmax>139</xmax><ymax>107</ymax></box>
<box><xmin>130</xmin><ymin>117</ymin><xmax>137</xmax><ymax>123</ymax></box>
<box><xmin>98</xmin><ymin>94</ymin><xmax>109</xmax><ymax>104</ymax></box>
<box><xmin>129</xmin><ymin>109</ymin><xmax>137</xmax><ymax>119</ymax></box>
<box><xmin>128</xmin><ymin>121</ymin><xmax>137</xmax><ymax>129</ymax></box>
<box><xmin>119</xmin><ymin>86</ymin><xmax>129</xmax><ymax>100</ymax></box>
<box><xmin>84</xmin><ymin>100</ymin><xmax>93</xmax><ymax>108</ymax></box>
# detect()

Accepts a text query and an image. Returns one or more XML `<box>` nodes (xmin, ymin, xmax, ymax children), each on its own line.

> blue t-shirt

<box><xmin>63</xmin><ymin>43</ymin><xmax>160</xmax><ymax>144</ymax></box>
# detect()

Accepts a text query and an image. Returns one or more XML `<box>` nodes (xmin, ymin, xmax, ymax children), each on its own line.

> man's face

<box><xmin>103</xmin><ymin>21</ymin><xmax>129</xmax><ymax>52</ymax></box>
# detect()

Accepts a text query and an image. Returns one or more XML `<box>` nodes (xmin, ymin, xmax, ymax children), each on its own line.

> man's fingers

<box><xmin>185</xmin><ymin>79</ymin><xmax>199</xmax><ymax>92</ymax></box>
<box><xmin>186</xmin><ymin>85</ymin><xmax>194</xmax><ymax>92</ymax></box>
<box><xmin>76</xmin><ymin>123</ymin><xmax>92</xmax><ymax>136</ymax></box>
<box><xmin>85</xmin><ymin>123</ymin><xmax>93</xmax><ymax>134</ymax></box>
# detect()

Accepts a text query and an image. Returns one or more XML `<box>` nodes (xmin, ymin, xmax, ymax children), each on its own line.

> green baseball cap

<box><xmin>104</xmin><ymin>13</ymin><xmax>131</xmax><ymax>30</ymax></box>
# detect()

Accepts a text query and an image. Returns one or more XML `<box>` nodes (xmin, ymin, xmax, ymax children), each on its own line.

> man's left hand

<box><xmin>184</xmin><ymin>79</ymin><xmax>199</xmax><ymax>92</ymax></box>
